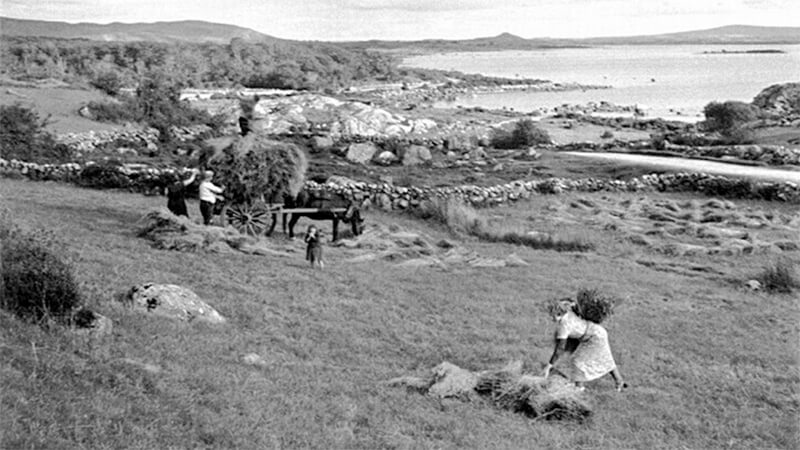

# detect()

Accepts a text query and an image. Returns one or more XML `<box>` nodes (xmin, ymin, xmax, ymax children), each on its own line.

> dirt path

<box><xmin>565</xmin><ymin>151</ymin><xmax>800</xmax><ymax>183</ymax></box>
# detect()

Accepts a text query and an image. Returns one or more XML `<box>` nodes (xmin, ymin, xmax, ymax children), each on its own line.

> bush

<box><xmin>77</xmin><ymin>162</ymin><xmax>131</xmax><ymax>189</ymax></box>
<box><xmin>491</xmin><ymin>119</ymin><xmax>551</xmax><ymax>149</ymax></box>
<box><xmin>1</xmin><ymin>220</ymin><xmax>82</xmax><ymax>321</ymax></box>
<box><xmin>86</xmin><ymin>99</ymin><xmax>138</xmax><ymax>123</ymax></box>
<box><xmin>0</xmin><ymin>103</ymin><xmax>73</xmax><ymax>163</ymax></box>
<box><xmin>91</xmin><ymin>70</ymin><xmax>124</xmax><ymax>96</ymax></box>
<box><xmin>756</xmin><ymin>260</ymin><xmax>799</xmax><ymax>293</ymax></box>
<box><xmin>600</xmin><ymin>130</ymin><xmax>614</xmax><ymax>139</ymax></box>
<box><xmin>702</xmin><ymin>101</ymin><xmax>758</xmax><ymax>144</ymax></box>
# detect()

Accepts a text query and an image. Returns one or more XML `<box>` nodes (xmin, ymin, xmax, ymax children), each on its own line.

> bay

<box><xmin>402</xmin><ymin>44</ymin><xmax>800</xmax><ymax>121</ymax></box>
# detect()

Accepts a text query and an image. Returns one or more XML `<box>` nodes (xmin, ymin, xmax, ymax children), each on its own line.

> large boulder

<box><xmin>125</xmin><ymin>283</ymin><xmax>226</xmax><ymax>324</ymax></box>
<box><xmin>346</xmin><ymin>142</ymin><xmax>379</xmax><ymax>164</ymax></box>
<box><xmin>402</xmin><ymin>145</ymin><xmax>432</xmax><ymax>166</ymax></box>
<box><xmin>752</xmin><ymin>82</ymin><xmax>800</xmax><ymax>116</ymax></box>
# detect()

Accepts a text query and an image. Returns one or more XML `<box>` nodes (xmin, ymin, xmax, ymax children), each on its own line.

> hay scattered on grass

<box><xmin>389</xmin><ymin>360</ymin><xmax>592</xmax><ymax>422</ymax></box>
<box><xmin>138</xmin><ymin>209</ymin><xmax>292</xmax><ymax>257</ymax></box>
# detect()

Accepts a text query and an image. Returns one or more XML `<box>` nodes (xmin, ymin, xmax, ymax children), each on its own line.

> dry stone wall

<box><xmin>5</xmin><ymin>158</ymin><xmax>796</xmax><ymax>204</ymax></box>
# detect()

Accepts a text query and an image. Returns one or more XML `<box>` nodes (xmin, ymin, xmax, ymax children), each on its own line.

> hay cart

<box><xmin>205</xmin><ymin>133</ymin><xmax>309</xmax><ymax>236</ymax></box>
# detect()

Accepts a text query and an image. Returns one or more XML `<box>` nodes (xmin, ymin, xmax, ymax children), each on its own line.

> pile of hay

<box><xmin>388</xmin><ymin>360</ymin><xmax>592</xmax><ymax>422</ymax></box>
<box><xmin>138</xmin><ymin>209</ymin><xmax>293</xmax><ymax>257</ymax></box>
<box><xmin>204</xmin><ymin>133</ymin><xmax>308</xmax><ymax>204</ymax></box>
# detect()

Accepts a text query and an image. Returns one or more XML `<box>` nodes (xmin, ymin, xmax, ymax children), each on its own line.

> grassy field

<box><xmin>1</xmin><ymin>177</ymin><xmax>798</xmax><ymax>449</ymax></box>
<box><xmin>0</xmin><ymin>84</ymin><xmax>122</xmax><ymax>135</ymax></box>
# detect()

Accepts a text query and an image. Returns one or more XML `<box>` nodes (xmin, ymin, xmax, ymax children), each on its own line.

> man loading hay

<box><xmin>541</xmin><ymin>291</ymin><xmax>628</xmax><ymax>392</ymax></box>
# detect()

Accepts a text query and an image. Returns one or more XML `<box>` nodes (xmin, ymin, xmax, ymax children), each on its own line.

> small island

<box><xmin>702</xmin><ymin>49</ymin><xmax>786</xmax><ymax>54</ymax></box>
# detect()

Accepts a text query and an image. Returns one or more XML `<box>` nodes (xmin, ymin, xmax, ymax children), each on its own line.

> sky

<box><xmin>3</xmin><ymin>0</ymin><xmax>799</xmax><ymax>41</ymax></box>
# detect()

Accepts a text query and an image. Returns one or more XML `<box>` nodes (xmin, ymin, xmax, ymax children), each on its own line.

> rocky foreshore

<box><xmin>3</xmin><ymin>158</ymin><xmax>798</xmax><ymax>205</ymax></box>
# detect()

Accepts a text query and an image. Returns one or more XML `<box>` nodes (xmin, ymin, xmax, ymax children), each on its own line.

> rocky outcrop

<box><xmin>752</xmin><ymin>82</ymin><xmax>800</xmax><ymax>117</ymax></box>
<box><xmin>249</xmin><ymin>93</ymin><xmax>439</xmax><ymax>138</ymax></box>
<box><xmin>124</xmin><ymin>283</ymin><xmax>226</xmax><ymax>324</ymax></box>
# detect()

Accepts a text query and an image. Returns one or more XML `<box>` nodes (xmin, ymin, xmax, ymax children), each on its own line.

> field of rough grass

<box><xmin>1</xmin><ymin>177</ymin><xmax>799</xmax><ymax>449</ymax></box>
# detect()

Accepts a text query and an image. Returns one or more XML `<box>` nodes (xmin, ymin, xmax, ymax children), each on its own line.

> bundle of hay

<box><xmin>139</xmin><ymin>209</ymin><xmax>243</xmax><ymax>253</ymax></box>
<box><xmin>389</xmin><ymin>360</ymin><xmax>592</xmax><ymax>422</ymax></box>
<box><xmin>573</xmin><ymin>288</ymin><xmax>618</xmax><ymax>324</ymax></box>
<box><xmin>204</xmin><ymin>133</ymin><xmax>308</xmax><ymax>205</ymax></box>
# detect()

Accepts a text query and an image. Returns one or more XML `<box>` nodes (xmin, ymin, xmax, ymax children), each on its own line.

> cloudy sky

<box><xmin>4</xmin><ymin>0</ymin><xmax>798</xmax><ymax>40</ymax></box>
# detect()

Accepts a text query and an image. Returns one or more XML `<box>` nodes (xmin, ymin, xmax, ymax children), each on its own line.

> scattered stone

<box><xmin>745</xmin><ymin>280</ymin><xmax>762</xmax><ymax>291</ymax></box>
<box><xmin>346</xmin><ymin>142</ymin><xmax>378</xmax><ymax>164</ymax></box>
<box><xmin>402</xmin><ymin>145</ymin><xmax>432</xmax><ymax>166</ymax></box>
<box><xmin>310</xmin><ymin>136</ymin><xmax>334</xmax><ymax>153</ymax></box>
<box><xmin>242</xmin><ymin>353</ymin><xmax>269</xmax><ymax>367</ymax></box>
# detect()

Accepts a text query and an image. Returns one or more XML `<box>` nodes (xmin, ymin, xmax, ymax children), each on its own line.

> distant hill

<box><xmin>341</xmin><ymin>25</ymin><xmax>800</xmax><ymax>53</ymax></box>
<box><xmin>0</xmin><ymin>17</ymin><xmax>276</xmax><ymax>44</ymax></box>
<box><xmin>2</xmin><ymin>17</ymin><xmax>798</xmax><ymax>49</ymax></box>
<box><xmin>580</xmin><ymin>25</ymin><xmax>800</xmax><ymax>45</ymax></box>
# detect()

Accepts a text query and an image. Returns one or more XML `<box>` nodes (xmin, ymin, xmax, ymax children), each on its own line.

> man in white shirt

<box><xmin>199</xmin><ymin>170</ymin><xmax>224</xmax><ymax>225</ymax></box>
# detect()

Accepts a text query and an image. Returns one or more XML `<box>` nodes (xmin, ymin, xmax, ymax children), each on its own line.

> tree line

<box><xmin>0</xmin><ymin>36</ymin><xmax>400</xmax><ymax>91</ymax></box>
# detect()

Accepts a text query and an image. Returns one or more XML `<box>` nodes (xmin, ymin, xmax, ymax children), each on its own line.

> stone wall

<box><xmin>3</xmin><ymin>158</ymin><xmax>798</xmax><ymax>205</ymax></box>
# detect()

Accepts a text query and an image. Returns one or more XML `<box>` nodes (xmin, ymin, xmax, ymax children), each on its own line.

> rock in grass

<box><xmin>125</xmin><ymin>283</ymin><xmax>226</xmax><ymax>324</ymax></box>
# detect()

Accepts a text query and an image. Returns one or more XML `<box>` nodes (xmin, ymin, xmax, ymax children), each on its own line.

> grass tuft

<box><xmin>756</xmin><ymin>259</ymin><xmax>800</xmax><ymax>293</ymax></box>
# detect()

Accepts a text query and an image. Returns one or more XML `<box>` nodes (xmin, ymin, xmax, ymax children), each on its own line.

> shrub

<box><xmin>600</xmin><ymin>130</ymin><xmax>614</xmax><ymax>139</ymax></box>
<box><xmin>702</xmin><ymin>101</ymin><xmax>758</xmax><ymax>144</ymax></box>
<box><xmin>491</xmin><ymin>119</ymin><xmax>551</xmax><ymax>149</ymax></box>
<box><xmin>1</xmin><ymin>221</ymin><xmax>82</xmax><ymax>321</ymax></box>
<box><xmin>77</xmin><ymin>162</ymin><xmax>131</xmax><ymax>189</ymax></box>
<box><xmin>91</xmin><ymin>70</ymin><xmax>124</xmax><ymax>96</ymax></box>
<box><xmin>86</xmin><ymin>99</ymin><xmax>138</xmax><ymax>123</ymax></box>
<box><xmin>0</xmin><ymin>103</ymin><xmax>73</xmax><ymax>163</ymax></box>
<box><xmin>756</xmin><ymin>260</ymin><xmax>799</xmax><ymax>293</ymax></box>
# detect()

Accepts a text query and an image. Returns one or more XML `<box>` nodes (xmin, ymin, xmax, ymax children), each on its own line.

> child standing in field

<box><xmin>304</xmin><ymin>224</ymin><xmax>324</xmax><ymax>269</ymax></box>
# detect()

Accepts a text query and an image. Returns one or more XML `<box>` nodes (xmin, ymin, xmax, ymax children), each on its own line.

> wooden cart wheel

<box><xmin>226</xmin><ymin>203</ymin><xmax>269</xmax><ymax>236</ymax></box>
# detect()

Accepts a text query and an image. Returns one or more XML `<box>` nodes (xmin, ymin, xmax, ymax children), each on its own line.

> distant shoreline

<box><xmin>702</xmin><ymin>49</ymin><xmax>786</xmax><ymax>54</ymax></box>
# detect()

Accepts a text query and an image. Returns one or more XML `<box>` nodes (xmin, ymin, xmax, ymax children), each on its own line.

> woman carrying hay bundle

<box><xmin>165</xmin><ymin>168</ymin><xmax>198</xmax><ymax>218</ymax></box>
<box><xmin>542</xmin><ymin>296</ymin><xmax>627</xmax><ymax>392</ymax></box>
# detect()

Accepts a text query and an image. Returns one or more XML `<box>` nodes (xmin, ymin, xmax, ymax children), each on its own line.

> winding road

<box><xmin>565</xmin><ymin>152</ymin><xmax>800</xmax><ymax>184</ymax></box>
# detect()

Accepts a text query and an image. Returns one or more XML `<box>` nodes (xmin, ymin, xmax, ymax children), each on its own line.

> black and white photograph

<box><xmin>1</xmin><ymin>1</ymin><xmax>799</xmax><ymax>448</ymax></box>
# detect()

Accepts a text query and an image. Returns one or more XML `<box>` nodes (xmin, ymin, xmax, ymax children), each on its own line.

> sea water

<box><xmin>402</xmin><ymin>44</ymin><xmax>800</xmax><ymax>121</ymax></box>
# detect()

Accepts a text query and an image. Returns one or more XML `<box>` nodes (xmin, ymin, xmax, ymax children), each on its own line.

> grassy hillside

<box><xmin>1</xmin><ymin>177</ymin><xmax>798</xmax><ymax>449</ymax></box>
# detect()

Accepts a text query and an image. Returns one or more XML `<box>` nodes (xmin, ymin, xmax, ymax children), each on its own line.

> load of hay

<box><xmin>388</xmin><ymin>360</ymin><xmax>592</xmax><ymax>422</ymax></box>
<box><xmin>203</xmin><ymin>133</ymin><xmax>308</xmax><ymax>205</ymax></box>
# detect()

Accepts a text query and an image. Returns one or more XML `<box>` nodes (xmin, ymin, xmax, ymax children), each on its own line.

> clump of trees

<box><xmin>88</xmin><ymin>70</ymin><xmax>226</xmax><ymax>144</ymax></box>
<box><xmin>0</xmin><ymin>104</ymin><xmax>72</xmax><ymax>162</ymax></box>
<box><xmin>702</xmin><ymin>100</ymin><xmax>759</xmax><ymax>144</ymax></box>
<box><xmin>491</xmin><ymin>119</ymin><xmax>552</xmax><ymax>149</ymax></box>
<box><xmin>0</xmin><ymin>36</ymin><xmax>399</xmax><ymax>91</ymax></box>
